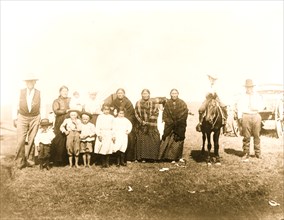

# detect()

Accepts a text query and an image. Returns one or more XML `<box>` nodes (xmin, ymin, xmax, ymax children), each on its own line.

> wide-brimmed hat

<box><xmin>22</xmin><ymin>73</ymin><xmax>38</xmax><ymax>81</ymax></box>
<box><xmin>40</xmin><ymin>118</ymin><xmax>53</xmax><ymax>126</ymax></box>
<box><xmin>81</xmin><ymin>111</ymin><xmax>93</xmax><ymax>119</ymax></box>
<box><xmin>244</xmin><ymin>79</ymin><xmax>255</xmax><ymax>87</ymax></box>
<box><xmin>66</xmin><ymin>109</ymin><xmax>81</xmax><ymax>115</ymax></box>
<box><xmin>207</xmin><ymin>74</ymin><xmax>218</xmax><ymax>80</ymax></box>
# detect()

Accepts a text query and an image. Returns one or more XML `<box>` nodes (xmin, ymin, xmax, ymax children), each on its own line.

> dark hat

<box><xmin>244</xmin><ymin>79</ymin><xmax>255</xmax><ymax>87</ymax></box>
<box><xmin>40</xmin><ymin>118</ymin><xmax>53</xmax><ymax>126</ymax></box>
<box><xmin>81</xmin><ymin>111</ymin><xmax>93</xmax><ymax>119</ymax></box>
<box><xmin>66</xmin><ymin>109</ymin><xmax>81</xmax><ymax>114</ymax></box>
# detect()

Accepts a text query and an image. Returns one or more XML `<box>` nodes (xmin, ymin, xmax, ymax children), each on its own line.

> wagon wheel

<box><xmin>275</xmin><ymin>100</ymin><xmax>284</xmax><ymax>138</ymax></box>
<box><xmin>231</xmin><ymin>112</ymin><xmax>241</xmax><ymax>137</ymax></box>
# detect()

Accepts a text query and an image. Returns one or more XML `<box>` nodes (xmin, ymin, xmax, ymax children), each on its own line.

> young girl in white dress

<box><xmin>94</xmin><ymin>104</ymin><xmax>115</xmax><ymax>168</ymax></box>
<box><xmin>113</xmin><ymin>108</ymin><xmax>132</xmax><ymax>166</ymax></box>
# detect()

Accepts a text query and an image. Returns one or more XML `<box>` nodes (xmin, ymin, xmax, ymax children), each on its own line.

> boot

<box><xmin>116</xmin><ymin>152</ymin><xmax>121</xmax><ymax>167</ymax></box>
<box><xmin>120</xmin><ymin>152</ymin><xmax>126</xmax><ymax>166</ymax></box>
<box><xmin>105</xmin><ymin>155</ymin><xmax>110</xmax><ymax>168</ymax></box>
<box><xmin>46</xmin><ymin>159</ymin><xmax>50</xmax><ymax>170</ymax></box>
<box><xmin>39</xmin><ymin>159</ymin><xmax>43</xmax><ymax>170</ymax></box>
<box><xmin>101</xmin><ymin>155</ymin><xmax>106</xmax><ymax>168</ymax></box>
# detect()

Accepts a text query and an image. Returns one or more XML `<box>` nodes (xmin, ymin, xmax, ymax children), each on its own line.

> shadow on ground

<box><xmin>224</xmin><ymin>148</ymin><xmax>244</xmax><ymax>157</ymax></box>
<box><xmin>190</xmin><ymin>150</ymin><xmax>217</xmax><ymax>163</ymax></box>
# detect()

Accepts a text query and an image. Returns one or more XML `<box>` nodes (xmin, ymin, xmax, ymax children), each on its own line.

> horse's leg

<box><xmin>206</xmin><ymin>132</ymin><xmax>212</xmax><ymax>164</ymax></box>
<box><xmin>201</xmin><ymin>132</ymin><xmax>206</xmax><ymax>155</ymax></box>
<box><xmin>213</xmin><ymin>129</ymin><xmax>221</xmax><ymax>164</ymax></box>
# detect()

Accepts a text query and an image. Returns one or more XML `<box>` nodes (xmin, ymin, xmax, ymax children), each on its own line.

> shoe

<box><xmin>242</xmin><ymin>153</ymin><xmax>250</xmax><ymax>162</ymax></box>
<box><xmin>26</xmin><ymin>159</ymin><xmax>35</xmax><ymax>167</ymax></box>
<box><xmin>255</xmin><ymin>154</ymin><xmax>262</xmax><ymax>159</ymax></box>
<box><xmin>17</xmin><ymin>163</ymin><xmax>26</xmax><ymax>170</ymax></box>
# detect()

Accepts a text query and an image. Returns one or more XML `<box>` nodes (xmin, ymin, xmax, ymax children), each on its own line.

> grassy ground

<box><xmin>0</xmin><ymin>109</ymin><xmax>283</xmax><ymax>220</ymax></box>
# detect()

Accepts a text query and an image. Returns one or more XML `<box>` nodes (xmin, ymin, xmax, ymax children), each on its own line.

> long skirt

<box><xmin>136</xmin><ymin>127</ymin><xmax>160</xmax><ymax>160</ymax></box>
<box><xmin>125</xmin><ymin>131</ymin><xmax>137</xmax><ymax>161</ymax></box>
<box><xmin>51</xmin><ymin>132</ymin><xmax>68</xmax><ymax>165</ymax></box>
<box><xmin>158</xmin><ymin>132</ymin><xmax>184</xmax><ymax>161</ymax></box>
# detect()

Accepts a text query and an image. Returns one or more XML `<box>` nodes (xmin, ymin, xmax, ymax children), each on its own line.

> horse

<box><xmin>201</xmin><ymin>98</ymin><xmax>223</xmax><ymax>165</ymax></box>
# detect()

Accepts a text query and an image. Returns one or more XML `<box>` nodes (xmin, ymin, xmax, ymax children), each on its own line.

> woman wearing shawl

<box><xmin>135</xmin><ymin>89</ymin><xmax>166</xmax><ymax>162</ymax></box>
<box><xmin>159</xmin><ymin>89</ymin><xmax>188</xmax><ymax>162</ymax></box>
<box><xmin>110</xmin><ymin>88</ymin><xmax>137</xmax><ymax>162</ymax></box>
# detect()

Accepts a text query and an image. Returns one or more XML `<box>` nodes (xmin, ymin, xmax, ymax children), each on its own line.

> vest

<box><xmin>18</xmin><ymin>89</ymin><xmax>41</xmax><ymax>117</ymax></box>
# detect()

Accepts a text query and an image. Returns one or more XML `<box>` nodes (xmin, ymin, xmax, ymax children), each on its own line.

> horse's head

<box><xmin>205</xmin><ymin>99</ymin><xmax>219</xmax><ymax>125</ymax></box>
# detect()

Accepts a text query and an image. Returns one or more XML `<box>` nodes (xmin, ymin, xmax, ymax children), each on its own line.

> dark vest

<box><xmin>18</xmin><ymin>89</ymin><xmax>41</xmax><ymax>117</ymax></box>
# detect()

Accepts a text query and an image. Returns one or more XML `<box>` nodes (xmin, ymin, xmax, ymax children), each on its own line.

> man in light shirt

<box><xmin>237</xmin><ymin>79</ymin><xmax>264</xmax><ymax>161</ymax></box>
<box><xmin>14</xmin><ymin>73</ymin><xmax>41</xmax><ymax>169</ymax></box>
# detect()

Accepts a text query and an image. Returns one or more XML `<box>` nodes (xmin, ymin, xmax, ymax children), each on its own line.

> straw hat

<box><xmin>66</xmin><ymin>109</ymin><xmax>81</xmax><ymax>115</ymax></box>
<box><xmin>22</xmin><ymin>73</ymin><xmax>38</xmax><ymax>81</ymax></box>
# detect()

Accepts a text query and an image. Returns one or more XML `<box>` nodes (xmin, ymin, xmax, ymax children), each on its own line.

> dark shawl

<box><xmin>162</xmin><ymin>98</ymin><xmax>188</xmax><ymax>141</ymax></box>
<box><xmin>111</xmin><ymin>96</ymin><xmax>136</xmax><ymax>124</ymax></box>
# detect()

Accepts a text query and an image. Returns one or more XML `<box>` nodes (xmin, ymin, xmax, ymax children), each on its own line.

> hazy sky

<box><xmin>1</xmin><ymin>1</ymin><xmax>283</xmax><ymax>108</ymax></box>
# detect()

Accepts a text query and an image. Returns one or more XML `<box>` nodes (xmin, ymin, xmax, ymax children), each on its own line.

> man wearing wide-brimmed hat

<box><xmin>237</xmin><ymin>79</ymin><xmax>264</xmax><ymax>162</ymax></box>
<box><xmin>14</xmin><ymin>73</ymin><xmax>41</xmax><ymax>169</ymax></box>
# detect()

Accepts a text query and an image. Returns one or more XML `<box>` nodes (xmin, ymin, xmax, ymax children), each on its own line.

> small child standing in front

<box><xmin>113</xmin><ymin>108</ymin><xmax>132</xmax><ymax>166</ymax></box>
<box><xmin>94</xmin><ymin>104</ymin><xmax>115</xmax><ymax>168</ymax></box>
<box><xmin>80</xmin><ymin>112</ymin><xmax>96</xmax><ymax>168</ymax></box>
<box><xmin>34</xmin><ymin>119</ymin><xmax>55</xmax><ymax>170</ymax></box>
<box><xmin>60</xmin><ymin>109</ymin><xmax>82</xmax><ymax>168</ymax></box>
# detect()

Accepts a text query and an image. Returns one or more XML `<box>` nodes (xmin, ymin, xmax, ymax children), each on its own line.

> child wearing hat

<box><xmin>34</xmin><ymin>119</ymin><xmax>55</xmax><ymax>170</ymax></box>
<box><xmin>94</xmin><ymin>104</ymin><xmax>115</xmax><ymax>168</ymax></box>
<box><xmin>112</xmin><ymin>108</ymin><xmax>132</xmax><ymax>166</ymax></box>
<box><xmin>80</xmin><ymin>112</ymin><xmax>96</xmax><ymax>167</ymax></box>
<box><xmin>60</xmin><ymin>109</ymin><xmax>82</xmax><ymax>168</ymax></box>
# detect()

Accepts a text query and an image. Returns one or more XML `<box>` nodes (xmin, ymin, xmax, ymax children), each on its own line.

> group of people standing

<box><xmin>14</xmin><ymin>74</ymin><xmax>189</xmax><ymax>170</ymax></box>
<box><xmin>13</xmin><ymin>73</ymin><xmax>264</xmax><ymax>170</ymax></box>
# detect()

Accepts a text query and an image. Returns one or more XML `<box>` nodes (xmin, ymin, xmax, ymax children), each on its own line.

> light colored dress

<box><xmin>113</xmin><ymin>117</ymin><xmax>132</xmax><ymax>153</ymax></box>
<box><xmin>94</xmin><ymin>114</ymin><xmax>114</xmax><ymax>155</ymax></box>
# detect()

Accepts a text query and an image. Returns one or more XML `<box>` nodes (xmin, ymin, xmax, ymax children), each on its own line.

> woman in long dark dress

<box><xmin>158</xmin><ymin>89</ymin><xmax>188</xmax><ymax>162</ymax></box>
<box><xmin>51</xmin><ymin>86</ymin><xmax>70</xmax><ymax>166</ymax></box>
<box><xmin>135</xmin><ymin>89</ymin><xmax>166</xmax><ymax>162</ymax></box>
<box><xmin>110</xmin><ymin>88</ymin><xmax>137</xmax><ymax>162</ymax></box>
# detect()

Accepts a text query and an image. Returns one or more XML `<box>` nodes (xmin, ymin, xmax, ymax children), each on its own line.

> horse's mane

<box><xmin>202</xmin><ymin>99</ymin><xmax>223</xmax><ymax>130</ymax></box>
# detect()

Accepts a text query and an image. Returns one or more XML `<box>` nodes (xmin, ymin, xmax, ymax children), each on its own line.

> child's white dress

<box><xmin>113</xmin><ymin>117</ymin><xmax>132</xmax><ymax>153</ymax></box>
<box><xmin>94</xmin><ymin>114</ymin><xmax>114</xmax><ymax>155</ymax></box>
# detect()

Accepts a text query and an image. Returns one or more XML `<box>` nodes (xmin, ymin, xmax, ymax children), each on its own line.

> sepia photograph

<box><xmin>0</xmin><ymin>1</ymin><xmax>283</xmax><ymax>219</ymax></box>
